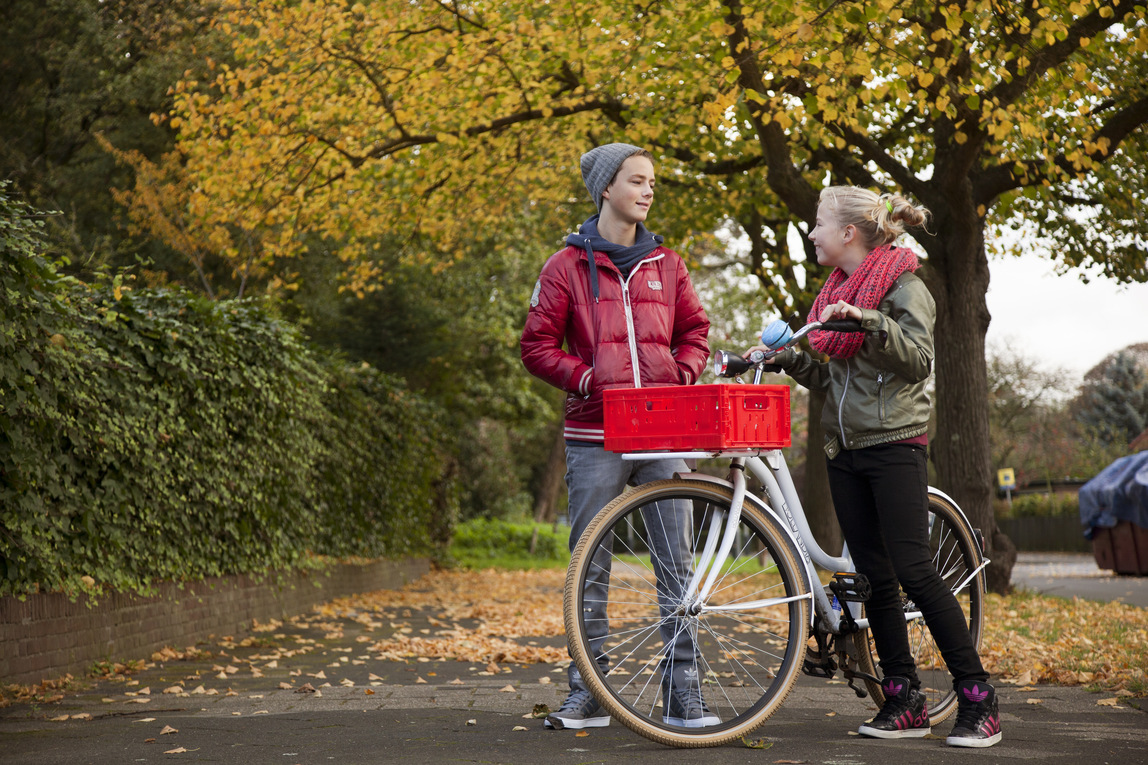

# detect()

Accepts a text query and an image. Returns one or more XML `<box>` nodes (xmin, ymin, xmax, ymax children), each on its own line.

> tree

<box><xmin>0</xmin><ymin>0</ymin><xmax>224</xmax><ymax>283</ymax></box>
<box><xmin>987</xmin><ymin>345</ymin><xmax>1069</xmax><ymax>472</ymax></box>
<box><xmin>986</xmin><ymin>345</ymin><xmax>1124</xmax><ymax>486</ymax></box>
<box><xmin>158</xmin><ymin>0</ymin><xmax>1148</xmax><ymax>590</ymax></box>
<box><xmin>1076</xmin><ymin>350</ymin><xmax>1148</xmax><ymax>445</ymax></box>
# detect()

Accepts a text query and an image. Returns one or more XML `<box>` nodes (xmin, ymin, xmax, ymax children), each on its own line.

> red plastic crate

<box><xmin>603</xmin><ymin>384</ymin><xmax>791</xmax><ymax>453</ymax></box>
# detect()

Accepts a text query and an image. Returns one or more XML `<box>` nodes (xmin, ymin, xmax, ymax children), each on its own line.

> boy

<box><xmin>520</xmin><ymin>143</ymin><xmax>711</xmax><ymax>729</ymax></box>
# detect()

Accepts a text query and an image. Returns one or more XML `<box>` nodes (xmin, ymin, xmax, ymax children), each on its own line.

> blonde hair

<box><xmin>818</xmin><ymin>186</ymin><xmax>930</xmax><ymax>248</ymax></box>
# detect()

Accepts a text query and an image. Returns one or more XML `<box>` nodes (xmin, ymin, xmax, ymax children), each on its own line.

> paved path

<box><xmin>1</xmin><ymin>593</ymin><xmax>1144</xmax><ymax>765</ymax></box>
<box><xmin>1010</xmin><ymin>552</ymin><xmax>1148</xmax><ymax>608</ymax></box>
<box><xmin>1</xmin><ymin>659</ymin><xmax>1144</xmax><ymax>764</ymax></box>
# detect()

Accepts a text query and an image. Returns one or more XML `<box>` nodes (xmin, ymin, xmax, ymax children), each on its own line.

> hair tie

<box><xmin>885</xmin><ymin>200</ymin><xmax>894</xmax><ymax>213</ymax></box>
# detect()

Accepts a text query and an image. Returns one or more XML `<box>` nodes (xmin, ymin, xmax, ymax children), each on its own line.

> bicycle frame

<box><xmin>622</xmin><ymin>449</ymin><xmax>989</xmax><ymax>635</ymax></box>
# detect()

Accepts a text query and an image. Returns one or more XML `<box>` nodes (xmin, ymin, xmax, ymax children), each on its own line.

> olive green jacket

<box><xmin>772</xmin><ymin>271</ymin><xmax>935</xmax><ymax>458</ymax></box>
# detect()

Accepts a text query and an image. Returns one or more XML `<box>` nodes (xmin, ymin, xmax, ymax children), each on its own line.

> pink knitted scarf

<box><xmin>808</xmin><ymin>245</ymin><xmax>919</xmax><ymax>359</ymax></box>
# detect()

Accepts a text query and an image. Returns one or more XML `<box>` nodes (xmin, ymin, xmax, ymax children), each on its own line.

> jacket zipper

<box><xmin>619</xmin><ymin>254</ymin><xmax>666</xmax><ymax>389</ymax></box>
<box><xmin>620</xmin><ymin>274</ymin><xmax>641</xmax><ymax>387</ymax></box>
<box><xmin>877</xmin><ymin>371</ymin><xmax>886</xmax><ymax>422</ymax></box>
<box><xmin>838</xmin><ymin>358</ymin><xmax>851</xmax><ymax>442</ymax></box>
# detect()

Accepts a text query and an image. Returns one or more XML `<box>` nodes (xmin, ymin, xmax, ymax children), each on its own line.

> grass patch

<box><xmin>448</xmin><ymin>518</ymin><xmax>571</xmax><ymax>570</ymax></box>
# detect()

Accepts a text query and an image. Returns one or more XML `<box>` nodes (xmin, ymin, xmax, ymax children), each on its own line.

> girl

<box><xmin>746</xmin><ymin>186</ymin><xmax>1002</xmax><ymax>748</ymax></box>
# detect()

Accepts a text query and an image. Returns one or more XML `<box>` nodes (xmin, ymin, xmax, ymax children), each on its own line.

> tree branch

<box><xmin>723</xmin><ymin>0</ymin><xmax>818</xmax><ymax>220</ymax></box>
<box><xmin>975</xmin><ymin>95</ymin><xmax>1148</xmax><ymax>202</ymax></box>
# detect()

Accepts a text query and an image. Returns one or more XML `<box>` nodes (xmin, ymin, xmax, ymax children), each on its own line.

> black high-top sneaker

<box><xmin>946</xmin><ymin>679</ymin><xmax>1002</xmax><ymax>748</ymax></box>
<box><xmin>857</xmin><ymin>675</ymin><xmax>931</xmax><ymax>739</ymax></box>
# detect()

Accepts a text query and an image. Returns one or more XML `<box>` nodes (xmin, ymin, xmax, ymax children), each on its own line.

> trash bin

<box><xmin>1079</xmin><ymin>452</ymin><xmax>1148</xmax><ymax>576</ymax></box>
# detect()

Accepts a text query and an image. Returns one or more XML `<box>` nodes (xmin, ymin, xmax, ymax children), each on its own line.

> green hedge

<box><xmin>0</xmin><ymin>187</ymin><xmax>454</xmax><ymax>598</ymax></box>
<box><xmin>994</xmin><ymin>492</ymin><xmax>1080</xmax><ymax>519</ymax></box>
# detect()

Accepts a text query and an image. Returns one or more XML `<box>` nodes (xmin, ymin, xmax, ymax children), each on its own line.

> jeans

<box><xmin>826</xmin><ymin>443</ymin><xmax>988</xmax><ymax>688</ymax></box>
<box><xmin>564</xmin><ymin>444</ymin><xmax>697</xmax><ymax>693</ymax></box>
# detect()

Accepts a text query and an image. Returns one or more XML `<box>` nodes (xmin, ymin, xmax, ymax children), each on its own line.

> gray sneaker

<box><xmin>662</xmin><ymin>665</ymin><xmax>721</xmax><ymax>728</ymax></box>
<box><xmin>544</xmin><ymin>688</ymin><xmax>611</xmax><ymax>730</ymax></box>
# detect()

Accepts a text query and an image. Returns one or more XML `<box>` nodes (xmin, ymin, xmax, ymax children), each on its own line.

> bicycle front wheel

<box><xmin>853</xmin><ymin>490</ymin><xmax>986</xmax><ymax>724</ymax></box>
<box><xmin>564</xmin><ymin>478</ymin><xmax>812</xmax><ymax>748</ymax></box>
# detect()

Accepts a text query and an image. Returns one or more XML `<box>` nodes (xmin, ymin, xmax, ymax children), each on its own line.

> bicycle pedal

<box><xmin>842</xmin><ymin>667</ymin><xmax>879</xmax><ymax>699</ymax></box>
<box><xmin>802</xmin><ymin>655</ymin><xmax>837</xmax><ymax>680</ymax></box>
<box><xmin>829</xmin><ymin>572</ymin><xmax>872</xmax><ymax>603</ymax></box>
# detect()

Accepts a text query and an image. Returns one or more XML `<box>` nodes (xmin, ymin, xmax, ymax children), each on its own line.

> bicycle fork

<box><xmin>679</xmin><ymin>458</ymin><xmax>809</xmax><ymax>617</ymax></box>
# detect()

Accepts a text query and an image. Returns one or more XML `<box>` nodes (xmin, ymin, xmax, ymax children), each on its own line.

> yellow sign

<box><xmin>997</xmin><ymin>468</ymin><xmax>1016</xmax><ymax>490</ymax></box>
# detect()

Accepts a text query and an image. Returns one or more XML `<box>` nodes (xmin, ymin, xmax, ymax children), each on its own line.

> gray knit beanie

<box><xmin>580</xmin><ymin>143</ymin><xmax>646</xmax><ymax>211</ymax></box>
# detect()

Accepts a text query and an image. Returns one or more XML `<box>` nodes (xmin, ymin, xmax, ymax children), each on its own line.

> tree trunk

<box><xmin>533</xmin><ymin>423</ymin><xmax>567</xmax><ymax>523</ymax></box>
<box><xmin>803</xmin><ymin>388</ymin><xmax>842</xmax><ymax>554</ymax></box>
<box><xmin>923</xmin><ymin>217</ymin><xmax>1016</xmax><ymax>593</ymax></box>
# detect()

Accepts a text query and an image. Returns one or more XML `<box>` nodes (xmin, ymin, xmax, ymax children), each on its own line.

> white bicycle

<box><xmin>562</xmin><ymin>320</ymin><xmax>989</xmax><ymax>747</ymax></box>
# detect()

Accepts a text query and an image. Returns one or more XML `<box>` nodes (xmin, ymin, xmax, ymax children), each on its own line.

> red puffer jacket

<box><xmin>520</xmin><ymin>244</ymin><xmax>710</xmax><ymax>442</ymax></box>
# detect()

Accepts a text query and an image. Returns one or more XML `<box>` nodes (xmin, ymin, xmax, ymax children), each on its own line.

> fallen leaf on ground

<box><xmin>164</xmin><ymin>747</ymin><xmax>188</xmax><ymax>754</ymax></box>
<box><xmin>499</xmin><ymin>684</ymin><xmax>516</xmax><ymax>692</ymax></box>
<box><xmin>538</xmin><ymin>677</ymin><xmax>551</xmax><ymax>684</ymax></box>
<box><xmin>365</xmin><ymin>688</ymin><xmax>375</xmax><ymax>695</ymax></box>
<box><xmin>575</xmin><ymin>731</ymin><xmax>590</xmax><ymax>738</ymax></box>
<box><xmin>415</xmin><ymin>676</ymin><xmax>427</xmax><ymax>684</ymax></box>
<box><xmin>741</xmin><ymin>737</ymin><xmax>771</xmax><ymax>749</ymax></box>
<box><xmin>162</xmin><ymin>686</ymin><xmax>183</xmax><ymax>695</ymax></box>
<box><xmin>160</xmin><ymin>725</ymin><xmax>178</xmax><ymax>734</ymax></box>
<box><xmin>448</xmin><ymin>678</ymin><xmax>465</xmax><ymax>685</ymax></box>
<box><xmin>512</xmin><ymin>725</ymin><xmax>528</xmax><ymax>731</ymax></box>
<box><xmin>295</xmin><ymin>683</ymin><xmax>316</xmax><ymax>694</ymax></box>
<box><xmin>531</xmin><ymin>703</ymin><xmax>551</xmax><ymax>718</ymax></box>
<box><xmin>279</xmin><ymin>682</ymin><xmax>293</xmax><ymax>690</ymax></box>
<box><xmin>1097</xmin><ymin>697</ymin><xmax>1119</xmax><ymax>706</ymax></box>
<box><xmin>49</xmin><ymin>715</ymin><xmax>69</xmax><ymax>722</ymax></box>
<box><xmin>466</xmin><ymin>719</ymin><xmax>477</xmax><ymax>726</ymax></box>
<box><xmin>1026</xmin><ymin>698</ymin><xmax>1043</xmax><ymax>705</ymax></box>
<box><xmin>133</xmin><ymin>718</ymin><xmax>156</xmax><ymax>723</ymax></box>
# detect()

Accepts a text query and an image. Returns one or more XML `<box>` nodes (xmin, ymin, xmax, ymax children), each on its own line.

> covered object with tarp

<box><xmin>1079</xmin><ymin>452</ymin><xmax>1148</xmax><ymax>575</ymax></box>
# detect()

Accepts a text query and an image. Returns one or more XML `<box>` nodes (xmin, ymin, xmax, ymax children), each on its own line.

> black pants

<box><xmin>827</xmin><ymin>443</ymin><xmax>988</xmax><ymax>688</ymax></box>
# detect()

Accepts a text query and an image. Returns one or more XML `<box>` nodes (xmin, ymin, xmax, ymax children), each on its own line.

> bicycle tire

<box><xmin>564</xmin><ymin>478</ymin><xmax>812</xmax><ymax>748</ymax></box>
<box><xmin>852</xmin><ymin>490</ymin><xmax>986</xmax><ymax>724</ymax></box>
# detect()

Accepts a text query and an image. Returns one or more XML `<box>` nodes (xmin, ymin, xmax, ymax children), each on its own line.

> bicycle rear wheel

<box><xmin>853</xmin><ymin>490</ymin><xmax>986</xmax><ymax>724</ymax></box>
<box><xmin>564</xmin><ymin>478</ymin><xmax>812</xmax><ymax>748</ymax></box>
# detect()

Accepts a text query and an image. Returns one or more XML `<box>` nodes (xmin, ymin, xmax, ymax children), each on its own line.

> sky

<box><xmin>985</xmin><ymin>251</ymin><xmax>1148</xmax><ymax>382</ymax></box>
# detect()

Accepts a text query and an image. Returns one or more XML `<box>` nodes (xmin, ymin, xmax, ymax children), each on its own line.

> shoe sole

<box><xmin>663</xmin><ymin>714</ymin><xmax>722</xmax><ymax>728</ymax></box>
<box><xmin>947</xmin><ymin>732</ymin><xmax>1002</xmax><ymax>748</ymax></box>
<box><xmin>544</xmin><ymin>715</ymin><xmax>610</xmax><ymax>730</ymax></box>
<box><xmin>858</xmin><ymin>724</ymin><xmax>931</xmax><ymax>739</ymax></box>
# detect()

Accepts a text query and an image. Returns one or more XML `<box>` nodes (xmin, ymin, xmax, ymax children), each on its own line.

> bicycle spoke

<box><xmin>567</xmin><ymin>480</ymin><xmax>810</xmax><ymax>746</ymax></box>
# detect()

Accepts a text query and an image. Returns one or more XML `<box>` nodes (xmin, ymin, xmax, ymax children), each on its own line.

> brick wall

<box><xmin>0</xmin><ymin>557</ymin><xmax>430</xmax><ymax>686</ymax></box>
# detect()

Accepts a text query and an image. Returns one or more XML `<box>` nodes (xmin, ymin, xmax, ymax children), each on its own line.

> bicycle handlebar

<box><xmin>712</xmin><ymin>319</ymin><xmax>864</xmax><ymax>379</ymax></box>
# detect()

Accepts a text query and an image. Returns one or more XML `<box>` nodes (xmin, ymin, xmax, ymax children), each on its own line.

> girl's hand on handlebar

<box><xmin>742</xmin><ymin>345</ymin><xmax>778</xmax><ymax>362</ymax></box>
<box><xmin>819</xmin><ymin>301</ymin><xmax>863</xmax><ymax>323</ymax></box>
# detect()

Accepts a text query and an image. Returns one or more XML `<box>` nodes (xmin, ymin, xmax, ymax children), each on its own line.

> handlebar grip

<box><xmin>818</xmin><ymin>319</ymin><xmax>864</xmax><ymax>333</ymax></box>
